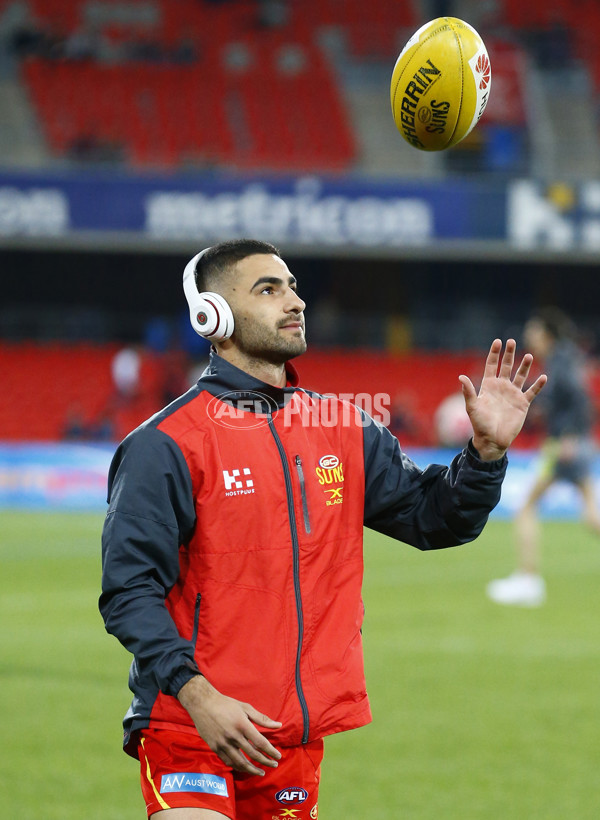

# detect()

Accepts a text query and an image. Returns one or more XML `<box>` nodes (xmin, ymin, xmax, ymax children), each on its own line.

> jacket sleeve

<box><xmin>99</xmin><ymin>425</ymin><xmax>199</xmax><ymax>697</ymax></box>
<box><xmin>362</xmin><ymin>412</ymin><xmax>507</xmax><ymax>550</ymax></box>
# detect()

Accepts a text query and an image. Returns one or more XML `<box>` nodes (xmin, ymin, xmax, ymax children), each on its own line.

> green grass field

<box><xmin>2</xmin><ymin>511</ymin><xmax>599</xmax><ymax>819</ymax></box>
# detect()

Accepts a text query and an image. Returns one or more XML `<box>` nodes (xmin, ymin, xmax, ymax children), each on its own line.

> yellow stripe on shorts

<box><xmin>140</xmin><ymin>737</ymin><xmax>171</xmax><ymax>811</ymax></box>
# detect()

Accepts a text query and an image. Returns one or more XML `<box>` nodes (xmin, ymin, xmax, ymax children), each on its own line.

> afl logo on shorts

<box><xmin>275</xmin><ymin>787</ymin><xmax>308</xmax><ymax>804</ymax></box>
<box><xmin>318</xmin><ymin>454</ymin><xmax>339</xmax><ymax>470</ymax></box>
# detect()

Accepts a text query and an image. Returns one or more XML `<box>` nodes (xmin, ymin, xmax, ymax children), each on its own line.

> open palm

<box><xmin>459</xmin><ymin>339</ymin><xmax>547</xmax><ymax>461</ymax></box>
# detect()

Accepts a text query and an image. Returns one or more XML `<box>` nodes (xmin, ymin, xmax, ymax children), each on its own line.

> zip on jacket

<box><xmin>268</xmin><ymin>414</ymin><xmax>310</xmax><ymax>744</ymax></box>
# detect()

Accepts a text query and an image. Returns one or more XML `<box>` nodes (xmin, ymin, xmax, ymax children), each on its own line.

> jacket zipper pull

<box><xmin>295</xmin><ymin>455</ymin><xmax>311</xmax><ymax>535</ymax></box>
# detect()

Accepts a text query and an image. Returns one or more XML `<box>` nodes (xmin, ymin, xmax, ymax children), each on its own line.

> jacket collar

<box><xmin>198</xmin><ymin>349</ymin><xmax>300</xmax><ymax>411</ymax></box>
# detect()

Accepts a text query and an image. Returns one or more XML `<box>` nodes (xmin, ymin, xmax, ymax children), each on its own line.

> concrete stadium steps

<box><xmin>0</xmin><ymin>77</ymin><xmax>49</xmax><ymax>166</ymax></box>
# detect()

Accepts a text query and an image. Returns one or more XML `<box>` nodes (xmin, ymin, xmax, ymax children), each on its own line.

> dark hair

<box><xmin>194</xmin><ymin>238</ymin><xmax>281</xmax><ymax>292</ymax></box>
<box><xmin>530</xmin><ymin>306</ymin><xmax>576</xmax><ymax>341</ymax></box>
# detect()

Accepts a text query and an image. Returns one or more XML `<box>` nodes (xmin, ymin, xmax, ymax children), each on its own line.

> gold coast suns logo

<box><xmin>315</xmin><ymin>454</ymin><xmax>344</xmax><ymax>506</ymax></box>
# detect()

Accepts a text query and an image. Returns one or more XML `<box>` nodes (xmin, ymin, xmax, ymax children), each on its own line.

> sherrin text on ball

<box><xmin>390</xmin><ymin>17</ymin><xmax>491</xmax><ymax>151</ymax></box>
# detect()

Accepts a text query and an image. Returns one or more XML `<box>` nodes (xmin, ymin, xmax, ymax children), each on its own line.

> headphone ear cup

<box><xmin>182</xmin><ymin>251</ymin><xmax>234</xmax><ymax>341</ymax></box>
<box><xmin>193</xmin><ymin>292</ymin><xmax>234</xmax><ymax>341</ymax></box>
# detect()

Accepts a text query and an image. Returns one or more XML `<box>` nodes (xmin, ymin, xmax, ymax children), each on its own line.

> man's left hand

<box><xmin>459</xmin><ymin>338</ymin><xmax>547</xmax><ymax>461</ymax></box>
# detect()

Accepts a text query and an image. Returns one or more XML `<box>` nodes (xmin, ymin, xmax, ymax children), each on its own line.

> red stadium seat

<box><xmin>500</xmin><ymin>0</ymin><xmax>572</xmax><ymax>28</ymax></box>
<box><xmin>28</xmin><ymin>0</ymin><xmax>83</xmax><ymax>32</ymax></box>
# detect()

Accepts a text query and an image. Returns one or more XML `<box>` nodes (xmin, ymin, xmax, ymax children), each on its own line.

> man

<box><xmin>100</xmin><ymin>239</ymin><xmax>547</xmax><ymax>819</ymax></box>
<box><xmin>487</xmin><ymin>307</ymin><xmax>599</xmax><ymax>607</ymax></box>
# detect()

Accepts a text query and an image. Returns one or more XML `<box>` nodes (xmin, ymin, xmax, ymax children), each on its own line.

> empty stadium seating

<box><xmin>14</xmin><ymin>0</ymin><xmax>600</xmax><ymax>174</ymax></box>
<box><xmin>18</xmin><ymin>0</ymin><xmax>358</xmax><ymax>171</ymax></box>
<box><xmin>22</xmin><ymin>35</ymin><xmax>356</xmax><ymax>170</ymax></box>
<box><xmin>6</xmin><ymin>341</ymin><xmax>599</xmax><ymax>446</ymax></box>
<box><xmin>304</xmin><ymin>0</ymin><xmax>417</xmax><ymax>59</ymax></box>
<box><xmin>0</xmin><ymin>342</ymin><xmax>164</xmax><ymax>441</ymax></box>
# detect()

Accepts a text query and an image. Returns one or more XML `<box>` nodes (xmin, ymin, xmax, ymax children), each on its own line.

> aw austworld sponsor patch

<box><xmin>160</xmin><ymin>773</ymin><xmax>228</xmax><ymax>796</ymax></box>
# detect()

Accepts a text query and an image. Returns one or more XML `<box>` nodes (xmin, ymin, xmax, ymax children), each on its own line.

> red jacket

<box><xmin>100</xmin><ymin>353</ymin><xmax>506</xmax><ymax>756</ymax></box>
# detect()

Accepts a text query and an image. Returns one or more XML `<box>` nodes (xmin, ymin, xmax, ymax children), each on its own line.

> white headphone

<box><xmin>182</xmin><ymin>248</ymin><xmax>234</xmax><ymax>341</ymax></box>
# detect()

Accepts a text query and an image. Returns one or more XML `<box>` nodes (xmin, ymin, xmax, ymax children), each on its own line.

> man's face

<box><xmin>223</xmin><ymin>254</ymin><xmax>307</xmax><ymax>364</ymax></box>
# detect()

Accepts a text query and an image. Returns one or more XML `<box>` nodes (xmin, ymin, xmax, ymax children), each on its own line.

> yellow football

<box><xmin>390</xmin><ymin>17</ymin><xmax>491</xmax><ymax>151</ymax></box>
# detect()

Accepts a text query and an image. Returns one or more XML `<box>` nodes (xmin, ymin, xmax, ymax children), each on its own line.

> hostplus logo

<box><xmin>223</xmin><ymin>467</ymin><xmax>255</xmax><ymax>497</ymax></box>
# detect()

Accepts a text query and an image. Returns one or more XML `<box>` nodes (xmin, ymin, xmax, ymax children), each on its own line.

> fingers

<box><xmin>498</xmin><ymin>338</ymin><xmax>516</xmax><ymax>379</ymax></box>
<box><xmin>483</xmin><ymin>338</ymin><xmax>503</xmax><ymax>379</ymax></box>
<box><xmin>242</xmin><ymin>704</ymin><xmax>282</xmax><ymax>764</ymax></box>
<box><xmin>245</xmin><ymin>705</ymin><xmax>283</xmax><ymax>730</ymax></box>
<box><xmin>215</xmin><ymin>731</ymin><xmax>280</xmax><ymax>776</ymax></box>
<box><xmin>237</xmin><ymin>735</ymin><xmax>280</xmax><ymax>771</ymax></box>
<box><xmin>484</xmin><ymin>339</ymin><xmax>546</xmax><ymax>397</ymax></box>
<box><xmin>219</xmin><ymin>730</ymin><xmax>281</xmax><ymax>777</ymax></box>
<box><xmin>458</xmin><ymin>374</ymin><xmax>476</xmax><ymax>406</ymax></box>
<box><xmin>512</xmin><ymin>352</ymin><xmax>533</xmax><ymax>389</ymax></box>
<box><xmin>524</xmin><ymin>373</ymin><xmax>548</xmax><ymax>401</ymax></box>
<box><xmin>218</xmin><ymin>744</ymin><xmax>268</xmax><ymax>777</ymax></box>
<box><xmin>218</xmin><ymin>706</ymin><xmax>282</xmax><ymax>777</ymax></box>
<box><xmin>243</xmin><ymin>720</ymin><xmax>282</xmax><ymax>765</ymax></box>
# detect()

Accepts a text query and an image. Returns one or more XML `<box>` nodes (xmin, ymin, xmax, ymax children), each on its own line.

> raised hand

<box><xmin>458</xmin><ymin>339</ymin><xmax>547</xmax><ymax>461</ymax></box>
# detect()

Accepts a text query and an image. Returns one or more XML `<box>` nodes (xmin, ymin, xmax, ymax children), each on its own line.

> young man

<box><xmin>100</xmin><ymin>239</ymin><xmax>547</xmax><ymax>819</ymax></box>
<box><xmin>487</xmin><ymin>307</ymin><xmax>600</xmax><ymax>607</ymax></box>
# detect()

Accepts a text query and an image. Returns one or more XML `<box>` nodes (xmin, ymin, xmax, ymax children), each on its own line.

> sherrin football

<box><xmin>390</xmin><ymin>17</ymin><xmax>491</xmax><ymax>151</ymax></box>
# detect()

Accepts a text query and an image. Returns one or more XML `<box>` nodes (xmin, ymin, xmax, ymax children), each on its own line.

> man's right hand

<box><xmin>177</xmin><ymin>675</ymin><xmax>282</xmax><ymax>776</ymax></box>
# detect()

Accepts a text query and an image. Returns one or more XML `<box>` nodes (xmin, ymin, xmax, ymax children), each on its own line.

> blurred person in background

<box><xmin>434</xmin><ymin>390</ymin><xmax>473</xmax><ymax>449</ymax></box>
<box><xmin>100</xmin><ymin>239</ymin><xmax>547</xmax><ymax>820</ymax></box>
<box><xmin>487</xmin><ymin>307</ymin><xmax>600</xmax><ymax>607</ymax></box>
<box><xmin>111</xmin><ymin>344</ymin><xmax>141</xmax><ymax>402</ymax></box>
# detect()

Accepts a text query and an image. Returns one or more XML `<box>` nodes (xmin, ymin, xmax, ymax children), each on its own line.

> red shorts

<box><xmin>138</xmin><ymin>727</ymin><xmax>323</xmax><ymax>819</ymax></box>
